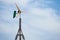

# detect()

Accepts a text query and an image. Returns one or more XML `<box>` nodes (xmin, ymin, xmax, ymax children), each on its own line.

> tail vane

<box><xmin>13</xmin><ymin>11</ymin><xmax>16</xmax><ymax>18</ymax></box>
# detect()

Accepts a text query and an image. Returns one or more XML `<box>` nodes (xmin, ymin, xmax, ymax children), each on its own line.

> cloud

<box><xmin>0</xmin><ymin>0</ymin><xmax>60</xmax><ymax>40</ymax></box>
<box><xmin>27</xmin><ymin>8</ymin><xmax>60</xmax><ymax>33</ymax></box>
<box><xmin>0</xmin><ymin>20</ymin><xmax>18</xmax><ymax>34</ymax></box>
<box><xmin>29</xmin><ymin>8</ymin><xmax>54</xmax><ymax>16</ymax></box>
<box><xmin>1</xmin><ymin>0</ymin><xmax>30</xmax><ymax>7</ymax></box>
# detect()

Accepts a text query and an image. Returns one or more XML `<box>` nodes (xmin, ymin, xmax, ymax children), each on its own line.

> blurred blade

<box><xmin>13</xmin><ymin>11</ymin><xmax>16</xmax><ymax>18</ymax></box>
<box><xmin>16</xmin><ymin>13</ymin><xmax>20</xmax><ymax>18</ymax></box>
<box><xmin>15</xmin><ymin>3</ymin><xmax>20</xmax><ymax>10</ymax></box>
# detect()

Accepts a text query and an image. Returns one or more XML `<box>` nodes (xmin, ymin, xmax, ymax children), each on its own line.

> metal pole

<box><xmin>15</xmin><ymin>12</ymin><xmax>25</xmax><ymax>40</ymax></box>
<box><xmin>19</xmin><ymin>36</ymin><xmax>21</xmax><ymax>40</ymax></box>
<box><xmin>19</xmin><ymin>18</ymin><xmax>21</xmax><ymax>40</ymax></box>
<box><xmin>19</xmin><ymin>18</ymin><xmax>21</xmax><ymax>31</ymax></box>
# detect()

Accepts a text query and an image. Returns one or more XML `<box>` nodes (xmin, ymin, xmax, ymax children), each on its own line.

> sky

<box><xmin>0</xmin><ymin>0</ymin><xmax>60</xmax><ymax>40</ymax></box>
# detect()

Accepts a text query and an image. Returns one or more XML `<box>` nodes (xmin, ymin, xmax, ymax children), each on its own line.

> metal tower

<box><xmin>15</xmin><ymin>18</ymin><xmax>25</xmax><ymax>40</ymax></box>
<box><xmin>13</xmin><ymin>3</ymin><xmax>25</xmax><ymax>40</ymax></box>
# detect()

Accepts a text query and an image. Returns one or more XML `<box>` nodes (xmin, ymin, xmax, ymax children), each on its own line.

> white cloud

<box><xmin>0</xmin><ymin>0</ymin><xmax>60</xmax><ymax>40</ymax></box>
<box><xmin>29</xmin><ymin>8</ymin><xmax>54</xmax><ymax>16</ymax></box>
<box><xmin>0</xmin><ymin>22</ymin><xmax>18</xmax><ymax>34</ymax></box>
<box><xmin>27</xmin><ymin>8</ymin><xmax>60</xmax><ymax>33</ymax></box>
<box><xmin>1</xmin><ymin>0</ymin><xmax>30</xmax><ymax>7</ymax></box>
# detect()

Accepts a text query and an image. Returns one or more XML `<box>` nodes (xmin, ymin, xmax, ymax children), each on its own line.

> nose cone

<box><xmin>18</xmin><ymin>10</ymin><xmax>21</xmax><ymax>14</ymax></box>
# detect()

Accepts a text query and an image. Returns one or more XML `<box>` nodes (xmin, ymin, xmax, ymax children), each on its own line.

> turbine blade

<box><xmin>16</xmin><ymin>13</ymin><xmax>20</xmax><ymax>18</ymax></box>
<box><xmin>15</xmin><ymin>3</ymin><xmax>20</xmax><ymax>10</ymax></box>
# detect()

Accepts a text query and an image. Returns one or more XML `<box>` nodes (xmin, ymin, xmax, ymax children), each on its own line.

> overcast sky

<box><xmin>0</xmin><ymin>0</ymin><xmax>60</xmax><ymax>40</ymax></box>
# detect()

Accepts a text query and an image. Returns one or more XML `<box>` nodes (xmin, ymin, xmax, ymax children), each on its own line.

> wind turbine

<box><xmin>13</xmin><ymin>3</ymin><xmax>25</xmax><ymax>40</ymax></box>
<box><xmin>13</xmin><ymin>3</ymin><xmax>21</xmax><ymax>18</ymax></box>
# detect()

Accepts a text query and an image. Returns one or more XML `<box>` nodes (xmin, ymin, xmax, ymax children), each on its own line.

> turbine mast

<box><xmin>14</xmin><ymin>3</ymin><xmax>25</xmax><ymax>40</ymax></box>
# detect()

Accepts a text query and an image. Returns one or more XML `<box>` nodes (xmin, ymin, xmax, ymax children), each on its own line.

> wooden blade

<box><xmin>13</xmin><ymin>11</ymin><xmax>16</xmax><ymax>18</ymax></box>
<box><xmin>16</xmin><ymin>13</ymin><xmax>20</xmax><ymax>18</ymax></box>
<box><xmin>15</xmin><ymin>3</ymin><xmax>20</xmax><ymax>10</ymax></box>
